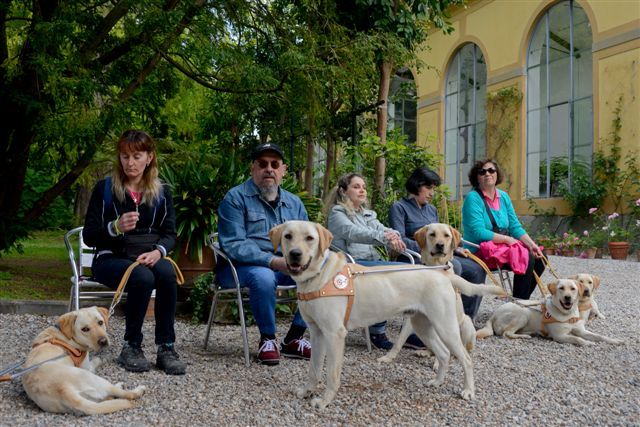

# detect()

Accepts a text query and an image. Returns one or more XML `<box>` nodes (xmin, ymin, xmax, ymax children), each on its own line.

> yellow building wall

<box><xmin>416</xmin><ymin>0</ymin><xmax>640</xmax><ymax>216</ymax></box>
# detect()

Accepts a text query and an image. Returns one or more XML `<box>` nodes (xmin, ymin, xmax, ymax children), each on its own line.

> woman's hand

<box><xmin>530</xmin><ymin>244</ymin><xmax>543</xmax><ymax>259</ymax></box>
<box><xmin>117</xmin><ymin>211</ymin><xmax>139</xmax><ymax>233</ymax></box>
<box><xmin>137</xmin><ymin>249</ymin><xmax>162</xmax><ymax>267</ymax></box>
<box><xmin>384</xmin><ymin>231</ymin><xmax>406</xmax><ymax>253</ymax></box>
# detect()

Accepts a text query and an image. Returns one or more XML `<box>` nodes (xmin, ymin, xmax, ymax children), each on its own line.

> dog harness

<box><xmin>578</xmin><ymin>301</ymin><xmax>592</xmax><ymax>313</ymax></box>
<box><xmin>32</xmin><ymin>338</ymin><xmax>87</xmax><ymax>368</ymax></box>
<box><xmin>539</xmin><ymin>303</ymin><xmax>580</xmax><ymax>337</ymax></box>
<box><xmin>297</xmin><ymin>264</ymin><xmax>355</xmax><ymax>327</ymax></box>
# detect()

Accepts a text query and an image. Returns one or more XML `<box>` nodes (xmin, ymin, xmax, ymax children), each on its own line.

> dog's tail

<box><xmin>449</xmin><ymin>275</ymin><xmax>507</xmax><ymax>298</ymax></box>
<box><xmin>475</xmin><ymin>318</ymin><xmax>495</xmax><ymax>339</ymax></box>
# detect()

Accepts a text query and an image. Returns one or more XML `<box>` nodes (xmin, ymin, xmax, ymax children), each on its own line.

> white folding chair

<box><xmin>203</xmin><ymin>233</ymin><xmax>297</xmax><ymax>366</ymax></box>
<box><xmin>64</xmin><ymin>226</ymin><xmax>121</xmax><ymax>311</ymax></box>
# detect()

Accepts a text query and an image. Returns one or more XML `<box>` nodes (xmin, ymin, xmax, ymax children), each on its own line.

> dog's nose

<box><xmin>289</xmin><ymin>248</ymin><xmax>302</xmax><ymax>261</ymax></box>
<box><xmin>563</xmin><ymin>296</ymin><xmax>572</xmax><ymax>303</ymax></box>
<box><xmin>98</xmin><ymin>337</ymin><xmax>108</xmax><ymax>347</ymax></box>
<box><xmin>435</xmin><ymin>243</ymin><xmax>445</xmax><ymax>252</ymax></box>
<box><xmin>583</xmin><ymin>290</ymin><xmax>590</xmax><ymax>296</ymax></box>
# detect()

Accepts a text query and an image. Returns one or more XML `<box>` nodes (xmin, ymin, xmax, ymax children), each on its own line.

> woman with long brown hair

<box><xmin>83</xmin><ymin>129</ymin><xmax>185</xmax><ymax>375</ymax></box>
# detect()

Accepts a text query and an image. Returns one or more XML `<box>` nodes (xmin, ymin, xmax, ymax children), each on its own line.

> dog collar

<box><xmin>297</xmin><ymin>264</ymin><xmax>355</xmax><ymax>327</ymax></box>
<box><xmin>578</xmin><ymin>301</ymin><xmax>592</xmax><ymax>312</ymax></box>
<box><xmin>33</xmin><ymin>338</ymin><xmax>87</xmax><ymax>368</ymax></box>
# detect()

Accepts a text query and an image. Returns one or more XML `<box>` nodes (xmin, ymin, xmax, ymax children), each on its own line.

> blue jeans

<box><xmin>92</xmin><ymin>254</ymin><xmax>177</xmax><ymax>346</ymax></box>
<box><xmin>452</xmin><ymin>255</ymin><xmax>487</xmax><ymax>319</ymax></box>
<box><xmin>355</xmin><ymin>259</ymin><xmax>405</xmax><ymax>335</ymax></box>
<box><xmin>216</xmin><ymin>264</ymin><xmax>306</xmax><ymax>336</ymax></box>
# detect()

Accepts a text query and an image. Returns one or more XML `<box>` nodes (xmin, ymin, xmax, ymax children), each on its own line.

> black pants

<box><xmin>511</xmin><ymin>252</ymin><xmax>545</xmax><ymax>299</ymax></box>
<box><xmin>92</xmin><ymin>254</ymin><xmax>177</xmax><ymax>346</ymax></box>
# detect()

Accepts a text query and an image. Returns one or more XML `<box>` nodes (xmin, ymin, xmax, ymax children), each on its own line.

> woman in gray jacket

<box><xmin>326</xmin><ymin>173</ymin><xmax>424</xmax><ymax>350</ymax></box>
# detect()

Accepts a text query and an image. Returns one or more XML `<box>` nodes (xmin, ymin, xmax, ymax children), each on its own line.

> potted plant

<box><xmin>556</xmin><ymin>231</ymin><xmax>581</xmax><ymax>257</ymax></box>
<box><xmin>161</xmin><ymin>147</ymin><xmax>245</xmax><ymax>283</ymax></box>
<box><xmin>604</xmin><ymin>212</ymin><xmax>631</xmax><ymax>260</ymax></box>
<box><xmin>537</xmin><ymin>234</ymin><xmax>559</xmax><ymax>256</ymax></box>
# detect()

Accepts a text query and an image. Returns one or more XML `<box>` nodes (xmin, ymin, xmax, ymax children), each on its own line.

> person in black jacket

<box><xmin>83</xmin><ymin>129</ymin><xmax>185</xmax><ymax>375</ymax></box>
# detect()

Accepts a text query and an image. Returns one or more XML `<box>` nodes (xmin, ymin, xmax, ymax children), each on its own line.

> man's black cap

<box><xmin>251</xmin><ymin>142</ymin><xmax>285</xmax><ymax>161</ymax></box>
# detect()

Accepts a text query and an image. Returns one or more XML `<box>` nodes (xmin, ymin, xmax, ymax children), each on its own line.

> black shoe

<box><xmin>156</xmin><ymin>344</ymin><xmax>186</xmax><ymax>375</ymax></box>
<box><xmin>370</xmin><ymin>333</ymin><xmax>393</xmax><ymax>350</ymax></box>
<box><xmin>403</xmin><ymin>333</ymin><xmax>427</xmax><ymax>350</ymax></box>
<box><xmin>117</xmin><ymin>342</ymin><xmax>151</xmax><ymax>372</ymax></box>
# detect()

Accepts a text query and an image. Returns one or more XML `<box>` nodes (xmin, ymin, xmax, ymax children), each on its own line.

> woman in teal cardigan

<box><xmin>462</xmin><ymin>159</ymin><xmax>544</xmax><ymax>299</ymax></box>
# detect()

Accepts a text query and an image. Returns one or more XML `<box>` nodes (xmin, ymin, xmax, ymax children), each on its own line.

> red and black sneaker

<box><xmin>257</xmin><ymin>338</ymin><xmax>280</xmax><ymax>365</ymax></box>
<box><xmin>280</xmin><ymin>337</ymin><xmax>311</xmax><ymax>360</ymax></box>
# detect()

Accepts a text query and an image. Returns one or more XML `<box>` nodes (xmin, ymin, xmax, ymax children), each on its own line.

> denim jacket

<box><xmin>217</xmin><ymin>179</ymin><xmax>309</xmax><ymax>267</ymax></box>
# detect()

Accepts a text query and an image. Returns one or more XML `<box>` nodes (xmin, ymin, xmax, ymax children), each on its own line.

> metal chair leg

<box><xmin>235</xmin><ymin>289</ymin><xmax>250</xmax><ymax>367</ymax></box>
<box><xmin>203</xmin><ymin>293</ymin><xmax>218</xmax><ymax>350</ymax></box>
<box><xmin>364</xmin><ymin>328</ymin><xmax>372</xmax><ymax>353</ymax></box>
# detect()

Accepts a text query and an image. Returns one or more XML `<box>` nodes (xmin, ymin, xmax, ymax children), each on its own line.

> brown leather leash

<box><xmin>109</xmin><ymin>257</ymin><xmax>185</xmax><ymax>317</ymax></box>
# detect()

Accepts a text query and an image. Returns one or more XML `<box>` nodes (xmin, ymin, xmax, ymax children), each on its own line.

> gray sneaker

<box><xmin>156</xmin><ymin>344</ymin><xmax>186</xmax><ymax>375</ymax></box>
<box><xmin>117</xmin><ymin>342</ymin><xmax>151</xmax><ymax>372</ymax></box>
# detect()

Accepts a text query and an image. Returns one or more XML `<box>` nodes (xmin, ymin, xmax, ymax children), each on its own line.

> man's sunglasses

<box><xmin>478</xmin><ymin>168</ymin><xmax>497</xmax><ymax>176</ymax></box>
<box><xmin>255</xmin><ymin>159</ymin><xmax>282</xmax><ymax>169</ymax></box>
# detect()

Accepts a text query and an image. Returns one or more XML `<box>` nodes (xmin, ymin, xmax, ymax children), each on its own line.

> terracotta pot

<box><xmin>584</xmin><ymin>247</ymin><xmax>598</xmax><ymax>259</ymax></box>
<box><xmin>543</xmin><ymin>247</ymin><xmax>556</xmax><ymax>256</ymax></box>
<box><xmin>595</xmin><ymin>248</ymin><xmax>603</xmax><ymax>259</ymax></box>
<box><xmin>608</xmin><ymin>241</ymin><xmax>630</xmax><ymax>260</ymax></box>
<box><xmin>635</xmin><ymin>249</ymin><xmax>640</xmax><ymax>262</ymax></box>
<box><xmin>563</xmin><ymin>249</ymin><xmax>575</xmax><ymax>257</ymax></box>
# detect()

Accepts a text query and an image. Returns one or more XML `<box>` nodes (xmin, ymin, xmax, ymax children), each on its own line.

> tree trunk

<box><xmin>323</xmin><ymin>131</ymin><xmax>335</xmax><ymax>199</ymax></box>
<box><xmin>374</xmin><ymin>60</ymin><xmax>393</xmax><ymax>200</ymax></box>
<box><xmin>304</xmin><ymin>135</ymin><xmax>315</xmax><ymax>194</ymax></box>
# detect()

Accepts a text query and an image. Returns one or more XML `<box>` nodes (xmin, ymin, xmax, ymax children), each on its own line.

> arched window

<box><xmin>526</xmin><ymin>0</ymin><xmax>592</xmax><ymax>198</ymax></box>
<box><xmin>388</xmin><ymin>68</ymin><xmax>417</xmax><ymax>144</ymax></box>
<box><xmin>444</xmin><ymin>43</ymin><xmax>487</xmax><ymax>199</ymax></box>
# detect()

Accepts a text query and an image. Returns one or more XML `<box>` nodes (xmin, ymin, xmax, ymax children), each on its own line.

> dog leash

<box><xmin>108</xmin><ymin>257</ymin><xmax>185</xmax><ymax>317</ymax></box>
<box><xmin>349</xmin><ymin>264</ymin><xmax>451</xmax><ymax>276</ymax></box>
<box><xmin>0</xmin><ymin>354</ymin><xmax>68</xmax><ymax>382</ymax></box>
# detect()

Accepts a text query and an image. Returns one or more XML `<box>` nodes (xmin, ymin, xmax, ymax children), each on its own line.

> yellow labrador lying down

<box><xmin>380</xmin><ymin>223</ymin><xmax>506</xmax><ymax>363</ymax></box>
<box><xmin>22</xmin><ymin>306</ymin><xmax>146</xmax><ymax>415</ymax></box>
<box><xmin>476</xmin><ymin>279</ymin><xmax>624</xmax><ymax>346</ymax></box>
<box><xmin>270</xmin><ymin>221</ymin><xmax>476</xmax><ymax>409</ymax></box>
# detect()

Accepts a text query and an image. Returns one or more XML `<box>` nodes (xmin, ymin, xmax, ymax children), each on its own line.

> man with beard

<box><xmin>217</xmin><ymin>142</ymin><xmax>311</xmax><ymax>365</ymax></box>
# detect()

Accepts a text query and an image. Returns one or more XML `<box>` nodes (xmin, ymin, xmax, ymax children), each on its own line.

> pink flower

<box><xmin>583</xmin><ymin>230</ymin><xmax>589</xmax><ymax>236</ymax></box>
<box><xmin>608</xmin><ymin>212</ymin><xmax>619</xmax><ymax>220</ymax></box>
<box><xmin>563</xmin><ymin>232</ymin><xmax>569</xmax><ymax>238</ymax></box>
<box><xmin>589</xmin><ymin>207</ymin><xmax>598</xmax><ymax>214</ymax></box>
<box><xmin>636</xmin><ymin>198</ymin><xmax>640</xmax><ymax>207</ymax></box>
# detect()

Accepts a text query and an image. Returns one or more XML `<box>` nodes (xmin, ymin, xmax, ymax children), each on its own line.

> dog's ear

<box><xmin>449</xmin><ymin>225</ymin><xmax>461</xmax><ymax>250</ymax></box>
<box><xmin>592</xmin><ymin>275</ymin><xmax>601</xmax><ymax>289</ymax></box>
<box><xmin>315</xmin><ymin>223</ymin><xmax>333</xmax><ymax>255</ymax></box>
<box><xmin>269</xmin><ymin>224</ymin><xmax>285</xmax><ymax>252</ymax></box>
<box><xmin>414</xmin><ymin>225</ymin><xmax>428</xmax><ymax>250</ymax></box>
<box><xmin>567</xmin><ymin>274</ymin><xmax>578</xmax><ymax>280</ymax></box>
<box><xmin>57</xmin><ymin>311</ymin><xmax>77</xmax><ymax>340</ymax></box>
<box><xmin>575</xmin><ymin>280</ymin><xmax>585</xmax><ymax>297</ymax></box>
<box><xmin>547</xmin><ymin>280</ymin><xmax>558</xmax><ymax>295</ymax></box>
<box><xmin>97</xmin><ymin>306</ymin><xmax>109</xmax><ymax>328</ymax></box>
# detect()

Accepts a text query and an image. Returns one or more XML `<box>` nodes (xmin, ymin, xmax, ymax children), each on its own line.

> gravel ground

<box><xmin>1</xmin><ymin>256</ymin><xmax>639</xmax><ymax>426</ymax></box>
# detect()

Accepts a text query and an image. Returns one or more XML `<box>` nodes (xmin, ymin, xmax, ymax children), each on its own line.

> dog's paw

<box><xmin>461</xmin><ymin>388</ymin><xmax>476</xmax><ymax>400</ymax></box>
<box><xmin>414</xmin><ymin>349</ymin><xmax>432</xmax><ymax>358</ymax></box>
<box><xmin>427</xmin><ymin>378</ymin><xmax>444</xmax><ymax>387</ymax></box>
<box><xmin>310</xmin><ymin>397</ymin><xmax>329</xmax><ymax>410</ymax></box>
<box><xmin>610</xmin><ymin>338</ymin><xmax>625</xmax><ymax>345</ymax></box>
<box><xmin>596</xmin><ymin>313</ymin><xmax>606</xmax><ymax>320</ymax></box>
<box><xmin>377</xmin><ymin>355</ymin><xmax>394</xmax><ymax>363</ymax></box>
<box><xmin>295</xmin><ymin>387</ymin><xmax>312</xmax><ymax>399</ymax></box>
<box><xmin>131</xmin><ymin>385</ymin><xmax>147</xmax><ymax>399</ymax></box>
<box><xmin>114</xmin><ymin>382</ymin><xmax>124</xmax><ymax>389</ymax></box>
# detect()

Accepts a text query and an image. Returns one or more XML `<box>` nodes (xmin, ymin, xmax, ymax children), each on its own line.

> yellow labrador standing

<box><xmin>22</xmin><ymin>306</ymin><xmax>146</xmax><ymax>415</ymax></box>
<box><xmin>569</xmin><ymin>273</ymin><xmax>605</xmax><ymax>322</ymax></box>
<box><xmin>476</xmin><ymin>279</ymin><xmax>624</xmax><ymax>346</ymax></box>
<box><xmin>380</xmin><ymin>223</ymin><xmax>505</xmax><ymax>363</ymax></box>
<box><xmin>270</xmin><ymin>221</ymin><xmax>475</xmax><ymax>409</ymax></box>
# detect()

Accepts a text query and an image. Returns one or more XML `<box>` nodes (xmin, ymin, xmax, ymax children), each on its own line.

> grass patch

<box><xmin>0</xmin><ymin>230</ymin><xmax>70</xmax><ymax>301</ymax></box>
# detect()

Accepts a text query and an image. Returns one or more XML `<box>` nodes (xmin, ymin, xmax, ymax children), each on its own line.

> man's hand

<box><xmin>137</xmin><ymin>249</ymin><xmax>162</xmax><ymax>267</ymax></box>
<box><xmin>270</xmin><ymin>256</ymin><xmax>289</xmax><ymax>272</ymax></box>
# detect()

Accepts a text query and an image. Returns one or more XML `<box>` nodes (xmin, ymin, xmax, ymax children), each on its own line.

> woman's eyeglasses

<box><xmin>255</xmin><ymin>159</ymin><xmax>282</xmax><ymax>169</ymax></box>
<box><xmin>478</xmin><ymin>168</ymin><xmax>497</xmax><ymax>176</ymax></box>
